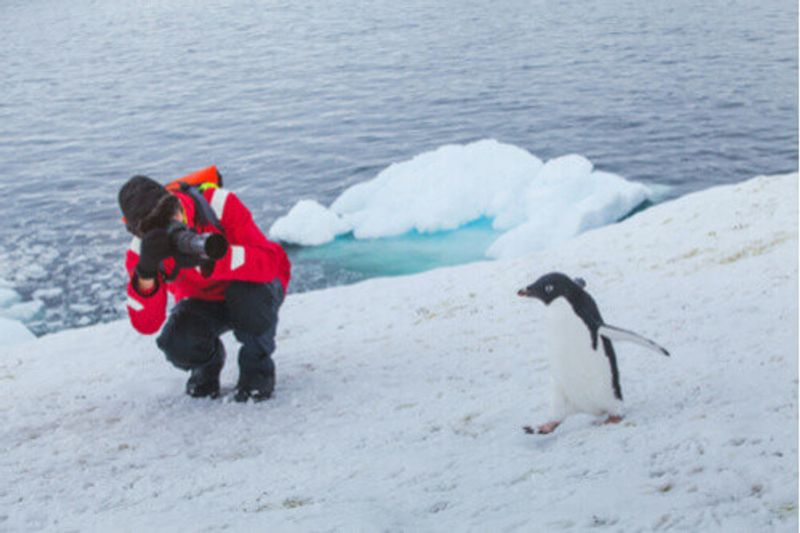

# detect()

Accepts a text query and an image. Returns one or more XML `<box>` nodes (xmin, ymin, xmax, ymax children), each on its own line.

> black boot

<box><xmin>234</xmin><ymin>357</ymin><xmax>275</xmax><ymax>403</ymax></box>
<box><xmin>186</xmin><ymin>345</ymin><xmax>225</xmax><ymax>399</ymax></box>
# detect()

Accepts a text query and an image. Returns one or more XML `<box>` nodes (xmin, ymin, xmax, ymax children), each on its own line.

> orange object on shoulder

<box><xmin>165</xmin><ymin>165</ymin><xmax>223</xmax><ymax>192</ymax></box>
<box><xmin>121</xmin><ymin>166</ymin><xmax>223</xmax><ymax>226</ymax></box>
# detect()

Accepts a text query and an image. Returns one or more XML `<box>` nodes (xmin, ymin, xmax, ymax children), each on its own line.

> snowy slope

<box><xmin>1</xmin><ymin>174</ymin><xmax>797</xmax><ymax>532</ymax></box>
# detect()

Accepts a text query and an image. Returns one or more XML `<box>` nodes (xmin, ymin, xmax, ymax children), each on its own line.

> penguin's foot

<box><xmin>523</xmin><ymin>420</ymin><xmax>561</xmax><ymax>435</ymax></box>
<box><xmin>600</xmin><ymin>414</ymin><xmax>624</xmax><ymax>425</ymax></box>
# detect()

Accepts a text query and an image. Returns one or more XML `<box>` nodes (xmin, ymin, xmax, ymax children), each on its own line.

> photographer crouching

<box><xmin>118</xmin><ymin>167</ymin><xmax>291</xmax><ymax>402</ymax></box>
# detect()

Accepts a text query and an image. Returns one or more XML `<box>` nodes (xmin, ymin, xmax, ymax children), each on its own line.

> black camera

<box><xmin>167</xmin><ymin>221</ymin><xmax>228</xmax><ymax>261</ymax></box>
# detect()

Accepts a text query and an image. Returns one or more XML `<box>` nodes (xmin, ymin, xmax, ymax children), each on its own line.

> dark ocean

<box><xmin>0</xmin><ymin>0</ymin><xmax>796</xmax><ymax>334</ymax></box>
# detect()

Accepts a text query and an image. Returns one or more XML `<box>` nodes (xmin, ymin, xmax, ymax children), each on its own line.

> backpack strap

<box><xmin>179</xmin><ymin>182</ymin><xmax>224</xmax><ymax>233</ymax></box>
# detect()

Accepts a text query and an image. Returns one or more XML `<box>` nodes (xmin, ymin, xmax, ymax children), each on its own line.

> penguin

<box><xmin>517</xmin><ymin>272</ymin><xmax>670</xmax><ymax>435</ymax></box>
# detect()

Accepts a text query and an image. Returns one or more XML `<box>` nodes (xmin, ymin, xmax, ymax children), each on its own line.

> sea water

<box><xmin>0</xmin><ymin>0</ymin><xmax>796</xmax><ymax>334</ymax></box>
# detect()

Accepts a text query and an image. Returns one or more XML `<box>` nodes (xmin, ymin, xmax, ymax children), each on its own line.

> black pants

<box><xmin>156</xmin><ymin>280</ymin><xmax>284</xmax><ymax>373</ymax></box>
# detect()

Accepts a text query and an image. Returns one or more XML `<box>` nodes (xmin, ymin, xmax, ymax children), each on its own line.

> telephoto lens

<box><xmin>168</xmin><ymin>223</ymin><xmax>229</xmax><ymax>260</ymax></box>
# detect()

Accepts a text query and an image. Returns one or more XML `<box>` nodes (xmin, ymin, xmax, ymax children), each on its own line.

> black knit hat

<box><xmin>118</xmin><ymin>175</ymin><xmax>177</xmax><ymax>235</ymax></box>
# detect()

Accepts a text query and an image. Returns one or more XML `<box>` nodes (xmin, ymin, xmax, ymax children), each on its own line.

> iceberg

<box><xmin>269</xmin><ymin>140</ymin><xmax>654</xmax><ymax>260</ymax></box>
<box><xmin>269</xmin><ymin>200</ymin><xmax>353</xmax><ymax>247</ymax></box>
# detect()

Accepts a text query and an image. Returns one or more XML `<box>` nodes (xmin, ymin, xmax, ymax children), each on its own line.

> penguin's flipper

<box><xmin>598</xmin><ymin>324</ymin><xmax>670</xmax><ymax>356</ymax></box>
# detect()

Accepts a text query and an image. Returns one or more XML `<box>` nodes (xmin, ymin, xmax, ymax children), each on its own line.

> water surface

<box><xmin>0</xmin><ymin>0</ymin><xmax>796</xmax><ymax>334</ymax></box>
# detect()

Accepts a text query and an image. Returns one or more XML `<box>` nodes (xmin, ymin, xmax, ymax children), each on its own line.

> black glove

<box><xmin>136</xmin><ymin>228</ymin><xmax>171</xmax><ymax>279</ymax></box>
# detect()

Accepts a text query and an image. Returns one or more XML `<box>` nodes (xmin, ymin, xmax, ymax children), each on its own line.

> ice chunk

<box><xmin>0</xmin><ymin>287</ymin><xmax>21</xmax><ymax>308</ymax></box>
<box><xmin>270</xmin><ymin>200</ymin><xmax>352</xmax><ymax>246</ymax></box>
<box><xmin>16</xmin><ymin>264</ymin><xmax>48</xmax><ymax>282</ymax></box>
<box><xmin>331</xmin><ymin>140</ymin><xmax>542</xmax><ymax>238</ymax></box>
<box><xmin>0</xmin><ymin>316</ymin><xmax>35</xmax><ymax>346</ymax></box>
<box><xmin>0</xmin><ymin>299</ymin><xmax>45</xmax><ymax>323</ymax></box>
<box><xmin>69</xmin><ymin>303</ymin><xmax>97</xmax><ymax>315</ymax></box>
<box><xmin>487</xmin><ymin>162</ymin><xmax>651</xmax><ymax>258</ymax></box>
<box><xmin>270</xmin><ymin>139</ymin><xmax>654</xmax><ymax>260</ymax></box>
<box><xmin>33</xmin><ymin>288</ymin><xmax>64</xmax><ymax>301</ymax></box>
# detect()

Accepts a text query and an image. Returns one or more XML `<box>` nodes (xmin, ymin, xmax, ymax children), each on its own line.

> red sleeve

<box><xmin>207</xmin><ymin>189</ymin><xmax>290</xmax><ymax>286</ymax></box>
<box><xmin>125</xmin><ymin>239</ymin><xmax>168</xmax><ymax>335</ymax></box>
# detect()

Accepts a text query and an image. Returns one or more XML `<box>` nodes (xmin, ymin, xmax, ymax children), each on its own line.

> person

<box><xmin>118</xmin><ymin>169</ymin><xmax>291</xmax><ymax>402</ymax></box>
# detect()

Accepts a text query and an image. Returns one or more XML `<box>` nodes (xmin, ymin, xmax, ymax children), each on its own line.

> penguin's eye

<box><xmin>544</xmin><ymin>284</ymin><xmax>554</xmax><ymax>294</ymax></box>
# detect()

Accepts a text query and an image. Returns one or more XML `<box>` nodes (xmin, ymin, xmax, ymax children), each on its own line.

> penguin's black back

<box><xmin>567</xmin><ymin>284</ymin><xmax>623</xmax><ymax>401</ymax></box>
<box><xmin>530</xmin><ymin>272</ymin><xmax>623</xmax><ymax>400</ymax></box>
<box><xmin>563</xmin><ymin>284</ymin><xmax>604</xmax><ymax>349</ymax></box>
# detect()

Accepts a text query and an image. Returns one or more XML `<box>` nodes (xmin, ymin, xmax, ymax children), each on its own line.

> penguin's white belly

<box><xmin>546</xmin><ymin>299</ymin><xmax>621</xmax><ymax>416</ymax></box>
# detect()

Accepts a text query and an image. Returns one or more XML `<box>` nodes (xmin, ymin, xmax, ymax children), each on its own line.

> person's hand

<box><xmin>136</xmin><ymin>228</ymin><xmax>171</xmax><ymax>279</ymax></box>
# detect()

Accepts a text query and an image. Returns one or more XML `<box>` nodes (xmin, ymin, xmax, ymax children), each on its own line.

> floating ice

<box><xmin>16</xmin><ymin>263</ymin><xmax>48</xmax><ymax>282</ymax></box>
<box><xmin>0</xmin><ymin>299</ymin><xmax>45</xmax><ymax>323</ymax></box>
<box><xmin>330</xmin><ymin>140</ymin><xmax>541</xmax><ymax>238</ymax></box>
<box><xmin>0</xmin><ymin>278</ymin><xmax>36</xmax><ymax>345</ymax></box>
<box><xmin>0</xmin><ymin>316</ymin><xmax>35</xmax><ymax>346</ymax></box>
<box><xmin>0</xmin><ymin>287</ymin><xmax>21</xmax><ymax>308</ymax></box>
<box><xmin>69</xmin><ymin>303</ymin><xmax>97</xmax><ymax>315</ymax></box>
<box><xmin>486</xmin><ymin>156</ymin><xmax>651</xmax><ymax>258</ymax></box>
<box><xmin>33</xmin><ymin>288</ymin><xmax>64</xmax><ymax>301</ymax></box>
<box><xmin>269</xmin><ymin>140</ymin><xmax>653</xmax><ymax>259</ymax></box>
<box><xmin>269</xmin><ymin>200</ymin><xmax>353</xmax><ymax>246</ymax></box>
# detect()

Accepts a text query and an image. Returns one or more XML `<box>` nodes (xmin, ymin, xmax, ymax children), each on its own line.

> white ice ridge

<box><xmin>269</xmin><ymin>139</ymin><xmax>653</xmax><ymax>258</ymax></box>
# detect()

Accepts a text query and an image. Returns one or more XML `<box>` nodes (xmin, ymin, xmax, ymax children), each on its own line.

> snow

<box><xmin>269</xmin><ymin>140</ymin><xmax>653</xmax><ymax>259</ymax></box>
<box><xmin>1</xmin><ymin>173</ymin><xmax>797</xmax><ymax>531</ymax></box>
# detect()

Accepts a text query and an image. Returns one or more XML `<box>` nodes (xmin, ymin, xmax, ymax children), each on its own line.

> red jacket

<box><xmin>125</xmin><ymin>188</ymin><xmax>291</xmax><ymax>334</ymax></box>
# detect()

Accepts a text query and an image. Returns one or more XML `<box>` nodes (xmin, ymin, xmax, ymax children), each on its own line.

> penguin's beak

<box><xmin>517</xmin><ymin>288</ymin><xmax>529</xmax><ymax>297</ymax></box>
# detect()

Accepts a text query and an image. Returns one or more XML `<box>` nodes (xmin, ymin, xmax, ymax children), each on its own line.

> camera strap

<box><xmin>178</xmin><ymin>182</ymin><xmax>225</xmax><ymax>234</ymax></box>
